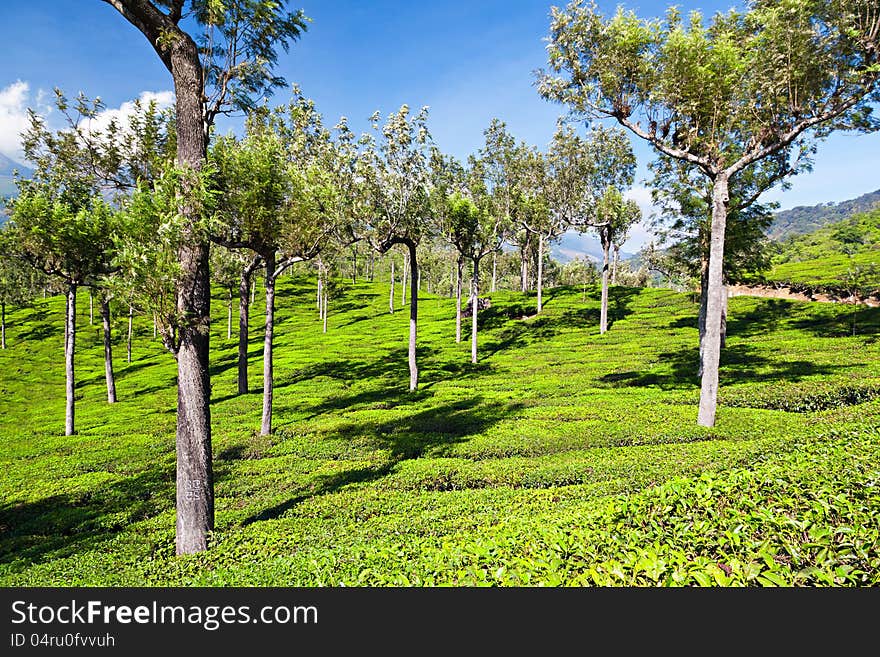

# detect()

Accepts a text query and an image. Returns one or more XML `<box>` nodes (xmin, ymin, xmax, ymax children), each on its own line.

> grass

<box><xmin>0</xmin><ymin>271</ymin><xmax>878</xmax><ymax>586</ymax></box>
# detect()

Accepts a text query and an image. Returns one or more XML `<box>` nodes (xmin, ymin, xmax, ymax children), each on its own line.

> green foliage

<box><xmin>0</xmin><ymin>276</ymin><xmax>877</xmax><ymax>585</ymax></box>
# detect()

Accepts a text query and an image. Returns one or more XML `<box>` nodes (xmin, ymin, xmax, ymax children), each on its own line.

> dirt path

<box><xmin>728</xmin><ymin>284</ymin><xmax>879</xmax><ymax>307</ymax></box>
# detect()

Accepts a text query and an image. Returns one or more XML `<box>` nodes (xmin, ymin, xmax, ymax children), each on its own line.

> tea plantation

<box><xmin>1</xmin><ymin>276</ymin><xmax>878</xmax><ymax>585</ymax></box>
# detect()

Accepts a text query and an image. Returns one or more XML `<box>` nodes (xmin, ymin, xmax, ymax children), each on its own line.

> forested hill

<box><xmin>0</xmin><ymin>153</ymin><xmax>32</xmax><ymax>200</ymax></box>
<box><xmin>769</xmin><ymin>189</ymin><xmax>880</xmax><ymax>240</ymax></box>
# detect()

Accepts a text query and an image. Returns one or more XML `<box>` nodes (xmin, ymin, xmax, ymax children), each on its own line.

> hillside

<box><xmin>760</xmin><ymin>208</ymin><xmax>880</xmax><ymax>296</ymax></box>
<box><xmin>1</xmin><ymin>275</ymin><xmax>878</xmax><ymax>585</ymax></box>
<box><xmin>768</xmin><ymin>189</ymin><xmax>880</xmax><ymax>240</ymax></box>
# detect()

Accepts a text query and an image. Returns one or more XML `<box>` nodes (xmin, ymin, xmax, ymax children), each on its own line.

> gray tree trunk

<box><xmin>65</xmin><ymin>285</ymin><xmax>76</xmax><ymax>436</ymax></box>
<box><xmin>491</xmin><ymin>251</ymin><xmax>497</xmax><ymax>293</ymax></box>
<box><xmin>455</xmin><ymin>256</ymin><xmax>463</xmax><ymax>343</ymax></box>
<box><xmin>238</xmin><ymin>267</ymin><xmax>251</xmax><ymax>395</ymax></box>
<box><xmin>612</xmin><ymin>244</ymin><xmax>620</xmax><ymax>285</ymax></box>
<box><xmin>406</xmin><ymin>242</ymin><xmax>419</xmax><ymax>391</ymax></box>
<box><xmin>471</xmin><ymin>257</ymin><xmax>480</xmax><ymax>364</ymax></box>
<box><xmin>127</xmin><ymin>304</ymin><xmax>133</xmax><ymax>363</ymax></box>
<box><xmin>89</xmin><ymin>290</ymin><xmax>94</xmax><ymax>325</ymax></box>
<box><xmin>101</xmin><ymin>296</ymin><xmax>117</xmax><ymax>404</ymax></box>
<box><xmin>537</xmin><ymin>234</ymin><xmax>544</xmax><ymax>313</ymax></box>
<box><xmin>261</xmin><ymin>252</ymin><xmax>276</xmax><ymax>436</ymax></box>
<box><xmin>317</xmin><ymin>267</ymin><xmax>322</xmax><ymax>313</ymax></box>
<box><xmin>402</xmin><ymin>250</ymin><xmax>408</xmax><ymax>307</ymax></box>
<box><xmin>520</xmin><ymin>245</ymin><xmax>529</xmax><ymax>292</ymax></box>
<box><xmin>322</xmin><ymin>289</ymin><xmax>328</xmax><ymax>334</ymax></box>
<box><xmin>351</xmin><ymin>243</ymin><xmax>357</xmax><ymax>284</ymax></box>
<box><xmin>600</xmin><ymin>228</ymin><xmax>610</xmax><ymax>334</ymax></box>
<box><xmin>697</xmin><ymin>174</ymin><xmax>730</xmax><ymax>428</ymax></box>
<box><xmin>169</xmin><ymin>32</ymin><xmax>214</xmax><ymax>556</ymax></box>
<box><xmin>389</xmin><ymin>260</ymin><xmax>395</xmax><ymax>314</ymax></box>
<box><xmin>1</xmin><ymin>302</ymin><xmax>5</xmax><ymax>349</ymax></box>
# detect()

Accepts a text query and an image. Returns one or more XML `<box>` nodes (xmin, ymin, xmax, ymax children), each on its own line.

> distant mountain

<box><xmin>768</xmin><ymin>189</ymin><xmax>880</xmax><ymax>241</ymax></box>
<box><xmin>0</xmin><ymin>153</ymin><xmax>32</xmax><ymax>200</ymax></box>
<box><xmin>551</xmin><ymin>231</ymin><xmax>634</xmax><ymax>264</ymax></box>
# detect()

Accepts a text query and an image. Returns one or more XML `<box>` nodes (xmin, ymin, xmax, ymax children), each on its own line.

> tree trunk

<box><xmin>491</xmin><ymin>250</ymin><xmax>497</xmax><ymax>293</ymax></box>
<box><xmin>101</xmin><ymin>296</ymin><xmax>117</xmax><ymax>404</ymax></box>
<box><xmin>600</xmin><ymin>228</ymin><xmax>610</xmax><ymax>334</ymax></box>
<box><xmin>698</xmin><ymin>174</ymin><xmax>729</xmax><ymax>428</ymax></box>
<box><xmin>317</xmin><ymin>266</ymin><xmax>322</xmax><ymax>313</ymax></box>
<box><xmin>697</xmin><ymin>251</ymin><xmax>710</xmax><ymax>376</ymax></box>
<box><xmin>471</xmin><ymin>257</ymin><xmax>480</xmax><ymax>364</ymax></box>
<box><xmin>238</xmin><ymin>264</ymin><xmax>253</xmax><ymax>395</ymax></box>
<box><xmin>537</xmin><ymin>234</ymin><xmax>544</xmax><ymax>313</ymax></box>
<box><xmin>127</xmin><ymin>304</ymin><xmax>133</xmax><ymax>363</ymax></box>
<box><xmin>455</xmin><ymin>256</ymin><xmax>463</xmax><ymax>343</ymax></box>
<box><xmin>1</xmin><ymin>302</ymin><xmax>5</xmax><ymax>349</ymax></box>
<box><xmin>261</xmin><ymin>252</ymin><xmax>275</xmax><ymax>436</ymax></box>
<box><xmin>369</xmin><ymin>251</ymin><xmax>374</xmax><ymax>282</ymax></box>
<box><xmin>153</xmin><ymin>313</ymin><xmax>157</xmax><ymax>340</ymax></box>
<box><xmin>612</xmin><ymin>244</ymin><xmax>620</xmax><ymax>285</ymax></box>
<box><xmin>170</xmin><ymin>36</ymin><xmax>214</xmax><ymax>556</ymax></box>
<box><xmin>89</xmin><ymin>290</ymin><xmax>94</xmax><ymax>325</ymax></box>
<box><xmin>406</xmin><ymin>242</ymin><xmax>419</xmax><ymax>391</ymax></box>
<box><xmin>322</xmin><ymin>289</ymin><xmax>328</xmax><ymax>334</ymax></box>
<box><xmin>389</xmin><ymin>260</ymin><xmax>395</xmax><ymax>314</ymax></box>
<box><xmin>520</xmin><ymin>244</ymin><xmax>529</xmax><ymax>292</ymax></box>
<box><xmin>351</xmin><ymin>243</ymin><xmax>357</xmax><ymax>284</ymax></box>
<box><xmin>65</xmin><ymin>284</ymin><xmax>76</xmax><ymax>436</ymax></box>
<box><xmin>402</xmin><ymin>250</ymin><xmax>408</xmax><ymax>307</ymax></box>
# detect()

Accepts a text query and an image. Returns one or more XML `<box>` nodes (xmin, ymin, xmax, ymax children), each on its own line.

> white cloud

<box><xmin>0</xmin><ymin>80</ymin><xmax>33</xmax><ymax>164</ymax></box>
<box><xmin>83</xmin><ymin>90</ymin><xmax>174</xmax><ymax>138</ymax></box>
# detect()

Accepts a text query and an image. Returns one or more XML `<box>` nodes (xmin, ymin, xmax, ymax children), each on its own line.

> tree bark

<box><xmin>65</xmin><ymin>284</ymin><xmax>76</xmax><ymax>436</ymax></box>
<box><xmin>612</xmin><ymin>244</ymin><xmax>620</xmax><ymax>285</ymax></box>
<box><xmin>520</xmin><ymin>243</ymin><xmax>529</xmax><ymax>292</ymax></box>
<box><xmin>491</xmin><ymin>250</ymin><xmax>497</xmax><ymax>293</ymax></box>
<box><xmin>170</xmin><ymin>35</ymin><xmax>213</xmax><ymax>556</ymax></box>
<box><xmin>455</xmin><ymin>255</ymin><xmax>463</xmax><ymax>343</ymax></box>
<box><xmin>389</xmin><ymin>260</ymin><xmax>395</xmax><ymax>314</ymax></box>
<box><xmin>406</xmin><ymin>241</ymin><xmax>419</xmax><ymax>391</ymax></box>
<box><xmin>101</xmin><ymin>296</ymin><xmax>117</xmax><ymax>404</ymax></box>
<box><xmin>89</xmin><ymin>290</ymin><xmax>94</xmax><ymax>325</ymax></box>
<box><xmin>471</xmin><ymin>257</ymin><xmax>480</xmax><ymax>364</ymax></box>
<box><xmin>351</xmin><ymin>243</ymin><xmax>357</xmax><ymax>284</ymax></box>
<box><xmin>697</xmin><ymin>249</ymin><xmax>710</xmax><ymax>376</ymax></box>
<box><xmin>126</xmin><ymin>304</ymin><xmax>133</xmax><ymax>363</ymax></box>
<box><xmin>316</xmin><ymin>266</ymin><xmax>322</xmax><ymax>313</ymax></box>
<box><xmin>260</xmin><ymin>252</ymin><xmax>275</xmax><ymax>436</ymax></box>
<box><xmin>402</xmin><ymin>250</ymin><xmax>408</xmax><ymax>307</ymax></box>
<box><xmin>1</xmin><ymin>302</ymin><xmax>5</xmax><ymax>349</ymax></box>
<box><xmin>537</xmin><ymin>234</ymin><xmax>544</xmax><ymax>313</ymax></box>
<box><xmin>600</xmin><ymin>228</ymin><xmax>610</xmax><ymax>334</ymax></box>
<box><xmin>698</xmin><ymin>174</ymin><xmax>729</xmax><ymax>428</ymax></box>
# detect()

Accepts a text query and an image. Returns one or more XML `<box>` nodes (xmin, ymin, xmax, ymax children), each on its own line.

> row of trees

<box><xmin>4</xmin><ymin>0</ymin><xmax>877</xmax><ymax>556</ymax></box>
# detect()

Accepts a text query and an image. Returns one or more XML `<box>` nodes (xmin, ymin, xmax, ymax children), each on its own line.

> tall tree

<box><xmin>359</xmin><ymin>105</ymin><xmax>433</xmax><ymax>391</ymax></box>
<box><xmin>6</xmin><ymin>190</ymin><xmax>117</xmax><ymax>435</ymax></box>
<box><xmin>593</xmin><ymin>188</ymin><xmax>641</xmax><ymax>333</ymax></box>
<box><xmin>539</xmin><ymin>0</ymin><xmax>880</xmax><ymax>426</ymax></box>
<box><xmin>98</xmin><ymin>0</ymin><xmax>307</xmax><ymax>553</ymax></box>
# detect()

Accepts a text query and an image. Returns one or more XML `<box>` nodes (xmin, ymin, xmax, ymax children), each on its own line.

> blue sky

<box><xmin>1</xmin><ymin>0</ymin><xmax>878</xmax><ymax>251</ymax></box>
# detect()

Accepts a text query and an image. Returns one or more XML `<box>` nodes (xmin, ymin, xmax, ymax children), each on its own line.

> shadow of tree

<box><xmin>240</xmin><ymin>396</ymin><xmax>520</xmax><ymax>525</ymax></box>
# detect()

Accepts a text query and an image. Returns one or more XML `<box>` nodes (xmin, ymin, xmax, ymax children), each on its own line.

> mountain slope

<box><xmin>0</xmin><ymin>153</ymin><xmax>32</xmax><ymax>199</ymax></box>
<box><xmin>769</xmin><ymin>189</ymin><xmax>880</xmax><ymax>240</ymax></box>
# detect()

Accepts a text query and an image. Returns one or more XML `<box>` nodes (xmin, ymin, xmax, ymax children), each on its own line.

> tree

<box><xmin>98</xmin><ymin>0</ymin><xmax>307</xmax><ymax>553</ymax></box>
<box><xmin>212</xmin><ymin>99</ymin><xmax>332</xmax><ymax>436</ymax></box>
<box><xmin>540</xmin><ymin>0</ymin><xmax>880</xmax><ymax>426</ymax></box>
<box><xmin>545</xmin><ymin>122</ymin><xmax>636</xmax><ymax>330</ymax></box>
<box><xmin>359</xmin><ymin>105</ymin><xmax>432</xmax><ymax>391</ymax></box>
<box><xmin>594</xmin><ymin>188</ymin><xmax>641</xmax><ymax>333</ymax></box>
<box><xmin>6</xmin><ymin>190</ymin><xmax>117</xmax><ymax>435</ymax></box>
